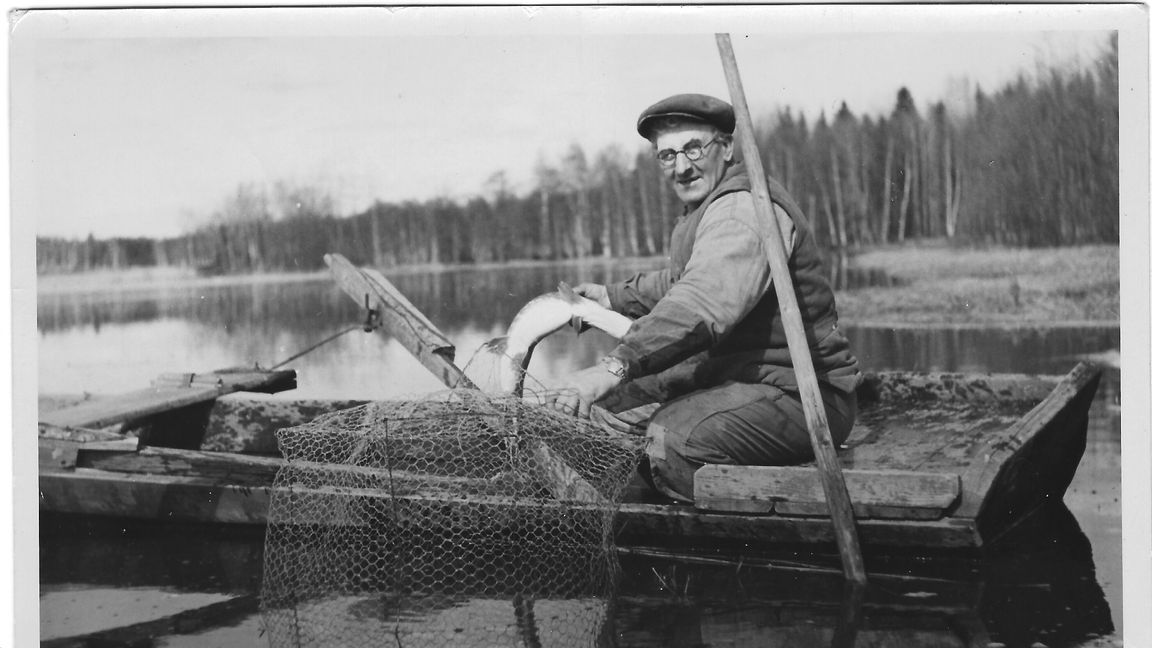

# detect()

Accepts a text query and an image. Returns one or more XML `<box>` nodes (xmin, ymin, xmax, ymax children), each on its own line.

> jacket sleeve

<box><xmin>605</xmin><ymin>268</ymin><xmax>674</xmax><ymax>319</ymax></box>
<box><xmin>608</xmin><ymin>193</ymin><xmax>794</xmax><ymax>378</ymax></box>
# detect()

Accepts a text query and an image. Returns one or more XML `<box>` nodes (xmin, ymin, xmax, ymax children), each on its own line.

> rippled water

<box><xmin>37</xmin><ymin>261</ymin><xmax>1122</xmax><ymax>646</ymax></box>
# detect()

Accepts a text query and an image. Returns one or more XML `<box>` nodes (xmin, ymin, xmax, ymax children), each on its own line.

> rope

<box><xmin>269</xmin><ymin>324</ymin><xmax>365</xmax><ymax>370</ymax></box>
<box><xmin>267</xmin><ymin>297</ymin><xmax>381</xmax><ymax>370</ymax></box>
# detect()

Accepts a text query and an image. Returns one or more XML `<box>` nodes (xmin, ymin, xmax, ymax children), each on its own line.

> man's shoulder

<box><xmin>703</xmin><ymin>190</ymin><xmax>791</xmax><ymax>231</ymax></box>
<box><xmin>703</xmin><ymin>189</ymin><xmax>753</xmax><ymax>219</ymax></box>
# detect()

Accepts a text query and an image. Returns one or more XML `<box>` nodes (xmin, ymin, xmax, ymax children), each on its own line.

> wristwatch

<box><xmin>599</xmin><ymin>356</ymin><xmax>628</xmax><ymax>379</ymax></box>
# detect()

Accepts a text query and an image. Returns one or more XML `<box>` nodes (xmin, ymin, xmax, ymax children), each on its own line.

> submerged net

<box><xmin>261</xmin><ymin>388</ymin><xmax>645</xmax><ymax>647</ymax></box>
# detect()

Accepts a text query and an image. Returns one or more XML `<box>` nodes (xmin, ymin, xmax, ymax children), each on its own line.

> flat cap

<box><xmin>636</xmin><ymin>93</ymin><xmax>736</xmax><ymax>139</ymax></box>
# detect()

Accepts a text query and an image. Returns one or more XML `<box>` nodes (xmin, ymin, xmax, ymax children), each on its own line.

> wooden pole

<box><xmin>715</xmin><ymin>33</ymin><xmax>867</xmax><ymax>585</ymax></box>
<box><xmin>324</xmin><ymin>253</ymin><xmax>475</xmax><ymax>390</ymax></box>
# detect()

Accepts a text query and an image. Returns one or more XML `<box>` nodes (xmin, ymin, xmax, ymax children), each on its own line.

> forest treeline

<box><xmin>37</xmin><ymin>36</ymin><xmax>1118</xmax><ymax>275</ymax></box>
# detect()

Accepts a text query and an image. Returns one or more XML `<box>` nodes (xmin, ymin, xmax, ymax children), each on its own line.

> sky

<box><xmin>11</xmin><ymin>6</ymin><xmax>1126</xmax><ymax>239</ymax></box>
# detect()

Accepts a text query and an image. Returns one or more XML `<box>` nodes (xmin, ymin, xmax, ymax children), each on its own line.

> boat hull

<box><xmin>38</xmin><ymin>365</ymin><xmax>1101</xmax><ymax>551</ymax></box>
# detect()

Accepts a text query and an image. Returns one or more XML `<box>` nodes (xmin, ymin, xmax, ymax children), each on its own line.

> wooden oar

<box><xmin>715</xmin><ymin>33</ymin><xmax>867</xmax><ymax>585</ymax></box>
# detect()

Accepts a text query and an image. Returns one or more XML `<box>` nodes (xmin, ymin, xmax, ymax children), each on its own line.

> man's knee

<box><xmin>641</xmin><ymin>382</ymin><xmax>811</xmax><ymax>501</ymax></box>
<box><xmin>644</xmin><ymin>421</ymin><xmax>698</xmax><ymax>501</ymax></box>
<box><xmin>643</xmin><ymin>402</ymin><xmax>744</xmax><ymax>502</ymax></box>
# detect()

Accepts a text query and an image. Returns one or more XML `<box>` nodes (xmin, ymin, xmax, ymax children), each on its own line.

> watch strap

<box><xmin>599</xmin><ymin>355</ymin><xmax>628</xmax><ymax>379</ymax></box>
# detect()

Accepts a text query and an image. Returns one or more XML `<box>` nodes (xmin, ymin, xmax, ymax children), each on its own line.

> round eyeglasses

<box><xmin>655</xmin><ymin>136</ymin><xmax>721</xmax><ymax>167</ymax></box>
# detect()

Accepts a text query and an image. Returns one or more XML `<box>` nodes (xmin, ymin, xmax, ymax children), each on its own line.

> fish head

<box><xmin>481</xmin><ymin>336</ymin><xmax>509</xmax><ymax>355</ymax></box>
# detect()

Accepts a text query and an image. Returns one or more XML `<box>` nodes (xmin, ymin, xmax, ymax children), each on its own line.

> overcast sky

<box><xmin>11</xmin><ymin>6</ymin><xmax>1124</xmax><ymax>239</ymax></box>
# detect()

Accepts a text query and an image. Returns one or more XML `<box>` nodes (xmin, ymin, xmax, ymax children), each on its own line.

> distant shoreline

<box><xmin>34</xmin><ymin>243</ymin><xmax>1120</xmax><ymax>329</ymax></box>
<box><xmin>33</xmin><ymin>255</ymin><xmax>668</xmax><ymax>295</ymax></box>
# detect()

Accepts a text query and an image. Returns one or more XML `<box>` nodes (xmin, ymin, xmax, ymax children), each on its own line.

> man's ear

<box><xmin>722</xmin><ymin>136</ymin><xmax>735</xmax><ymax>162</ymax></box>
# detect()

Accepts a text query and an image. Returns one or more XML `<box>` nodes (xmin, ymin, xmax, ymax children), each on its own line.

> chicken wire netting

<box><xmin>260</xmin><ymin>388</ymin><xmax>645</xmax><ymax>647</ymax></box>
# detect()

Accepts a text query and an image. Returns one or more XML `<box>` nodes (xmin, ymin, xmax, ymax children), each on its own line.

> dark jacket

<box><xmin>605</xmin><ymin>161</ymin><xmax>860</xmax><ymax>394</ymax></box>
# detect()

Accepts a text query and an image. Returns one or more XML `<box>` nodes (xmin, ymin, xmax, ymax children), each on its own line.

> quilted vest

<box><xmin>665</xmin><ymin>162</ymin><xmax>860</xmax><ymax>392</ymax></box>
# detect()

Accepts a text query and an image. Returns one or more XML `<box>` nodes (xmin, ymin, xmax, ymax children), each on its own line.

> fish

<box><xmin>483</xmin><ymin>282</ymin><xmax>634</xmax><ymax>395</ymax></box>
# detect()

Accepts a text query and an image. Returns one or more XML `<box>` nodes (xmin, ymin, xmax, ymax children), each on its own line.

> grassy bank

<box><xmin>836</xmin><ymin>242</ymin><xmax>1119</xmax><ymax>327</ymax></box>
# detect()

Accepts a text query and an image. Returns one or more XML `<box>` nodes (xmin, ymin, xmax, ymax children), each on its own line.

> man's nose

<box><xmin>673</xmin><ymin>152</ymin><xmax>693</xmax><ymax>174</ymax></box>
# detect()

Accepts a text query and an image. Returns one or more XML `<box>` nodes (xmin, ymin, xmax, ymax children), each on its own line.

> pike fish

<box><xmin>484</xmin><ymin>282</ymin><xmax>633</xmax><ymax>395</ymax></box>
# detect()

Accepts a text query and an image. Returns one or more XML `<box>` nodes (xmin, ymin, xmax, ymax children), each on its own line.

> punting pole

<box><xmin>715</xmin><ymin>33</ymin><xmax>867</xmax><ymax>585</ymax></box>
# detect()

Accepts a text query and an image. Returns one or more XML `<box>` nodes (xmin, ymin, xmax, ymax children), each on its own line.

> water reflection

<box><xmin>41</xmin><ymin>501</ymin><xmax>1112</xmax><ymax>647</ymax></box>
<box><xmin>613</xmin><ymin>506</ymin><xmax>1111</xmax><ymax>647</ymax></box>
<box><xmin>35</xmin><ymin>260</ymin><xmax>666</xmax><ymax>336</ymax></box>
<box><xmin>847</xmin><ymin>325</ymin><xmax>1120</xmax><ymax>376</ymax></box>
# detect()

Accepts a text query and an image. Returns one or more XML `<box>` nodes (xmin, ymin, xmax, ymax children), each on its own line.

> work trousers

<box><xmin>592</xmin><ymin>377</ymin><xmax>857</xmax><ymax>502</ymax></box>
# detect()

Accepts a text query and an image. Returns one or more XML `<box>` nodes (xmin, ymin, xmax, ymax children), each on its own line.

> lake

<box><xmin>37</xmin><ymin>261</ymin><xmax>1122</xmax><ymax>647</ymax></box>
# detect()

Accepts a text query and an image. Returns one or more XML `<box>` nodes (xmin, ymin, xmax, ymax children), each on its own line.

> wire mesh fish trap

<box><xmin>260</xmin><ymin>389</ymin><xmax>645</xmax><ymax>647</ymax></box>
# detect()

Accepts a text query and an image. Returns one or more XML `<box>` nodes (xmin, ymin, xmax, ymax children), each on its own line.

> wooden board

<box><xmin>39</xmin><ymin>368</ymin><xmax>297</xmax><ymax>430</ymax></box>
<box><xmin>39</xmin><ymin>441</ymin><xmax>80</xmax><ymax>470</ymax></box>
<box><xmin>616</xmin><ymin>501</ymin><xmax>981</xmax><ymax>549</ymax></box>
<box><xmin>38</xmin><ymin>423</ymin><xmax>140</xmax><ymax>469</ymax></box>
<box><xmin>774</xmin><ymin>502</ymin><xmax>948</xmax><ymax>521</ymax></box>
<box><xmin>77</xmin><ymin>446</ymin><xmax>284</xmax><ymax>484</ymax></box>
<box><xmin>38</xmin><ymin>467</ymin><xmax>983</xmax><ymax>547</ymax></box>
<box><xmin>959</xmin><ymin>362</ymin><xmax>1101</xmax><ymax>537</ymax></box>
<box><xmin>38</xmin><ymin>423</ymin><xmax>136</xmax><ymax>446</ymax></box>
<box><xmin>324</xmin><ymin>253</ymin><xmax>467</xmax><ymax>389</ymax></box>
<box><xmin>694</xmin><ymin>465</ymin><xmax>960</xmax><ymax>520</ymax></box>
<box><xmin>39</xmin><ymin>438</ymin><xmax>140</xmax><ymax>470</ymax></box>
<box><xmin>954</xmin><ymin>362</ymin><xmax>1098</xmax><ymax>520</ymax></box>
<box><xmin>77</xmin><ymin>445</ymin><xmax>537</xmax><ymax>494</ymax></box>
<box><xmin>39</xmin><ymin>468</ymin><xmax>275</xmax><ymax>524</ymax></box>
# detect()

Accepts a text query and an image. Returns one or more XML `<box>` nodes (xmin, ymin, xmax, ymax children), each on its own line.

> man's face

<box><xmin>653</xmin><ymin>123</ymin><xmax>734</xmax><ymax>209</ymax></box>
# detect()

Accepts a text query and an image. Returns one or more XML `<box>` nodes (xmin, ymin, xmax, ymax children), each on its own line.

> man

<box><xmin>548</xmin><ymin>93</ymin><xmax>860</xmax><ymax>502</ymax></box>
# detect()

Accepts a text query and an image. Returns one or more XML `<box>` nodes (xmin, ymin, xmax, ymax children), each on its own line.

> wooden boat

<box><xmin>38</xmin><ymin>361</ymin><xmax>1101</xmax><ymax>552</ymax></box>
<box><xmin>38</xmin><ymin>255</ymin><xmax>1104</xmax><ymax>552</ymax></box>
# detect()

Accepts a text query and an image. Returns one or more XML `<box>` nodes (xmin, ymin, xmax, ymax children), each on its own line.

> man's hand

<box><xmin>546</xmin><ymin>362</ymin><xmax>622</xmax><ymax>419</ymax></box>
<box><xmin>573</xmin><ymin>283</ymin><xmax>611</xmax><ymax>310</ymax></box>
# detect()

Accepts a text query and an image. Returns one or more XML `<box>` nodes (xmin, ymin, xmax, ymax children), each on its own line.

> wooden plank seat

<box><xmin>694</xmin><ymin>465</ymin><xmax>960</xmax><ymax>520</ymax></box>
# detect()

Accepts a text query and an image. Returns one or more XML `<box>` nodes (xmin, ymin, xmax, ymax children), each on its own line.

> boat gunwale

<box><xmin>37</xmin><ymin>365</ymin><xmax>1101</xmax><ymax>550</ymax></box>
